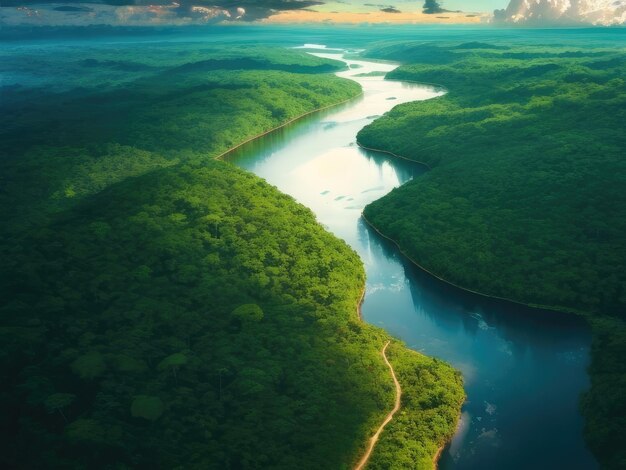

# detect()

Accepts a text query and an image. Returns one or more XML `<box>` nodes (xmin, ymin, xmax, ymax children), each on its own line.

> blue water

<box><xmin>227</xmin><ymin>48</ymin><xmax>597</xmax><ymax>469</ymax></box>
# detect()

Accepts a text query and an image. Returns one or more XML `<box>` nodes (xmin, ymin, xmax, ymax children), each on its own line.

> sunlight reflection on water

<box><xmin>227</xmin><ymin>47</ymin><xmax>597</xmax><ymax>470</ymax></box>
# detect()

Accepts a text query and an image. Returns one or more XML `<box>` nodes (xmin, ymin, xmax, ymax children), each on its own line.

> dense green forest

<box><xmin>366</xmin><ymin>343</ymin><xmax>463</xmax><ymax>469</ymax></box>
<box><xmin>359</xmin><ymin>41</ymin><xmax>626</xmax><ymax>469</ymax></box>
<box><xmin>0</xmin><ymin>42</ymin><xmax>463</xmax><ymax>468</ymax></box>
<box><xmin>0</xmin><ymin>44</ymin><xmax>360</xmax><ymax>235</ymax></box>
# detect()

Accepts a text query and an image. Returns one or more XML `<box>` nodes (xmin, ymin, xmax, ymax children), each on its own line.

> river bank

<box><xmin>216</xmin><ymin>93</ymin><xmax>363</xmax><ymax>161</ymax></box>
<box><xmin>361</xmin><ymin>212</ymin><xmax>591</xmax><ymax>318</ymax></box>
<box><xmin>227</xmin><ymin>46</ymin><xmax>595</xmax><ymax>469</ymax></box>
<box><xmin>357</xmin><ymin>40</ymin><xmax>625</xmax><ymax>467</ymax></box>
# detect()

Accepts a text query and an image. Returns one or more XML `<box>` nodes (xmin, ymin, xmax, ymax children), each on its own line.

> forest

<box><xmin>0</xmin><ymin>41</ymin><xmax>464</xmax><ymax>468</ymax></box>
<box><xmin>358</xmin><ymin>40</ymin><xmax>626</xmax><ymax>469</ymax></box>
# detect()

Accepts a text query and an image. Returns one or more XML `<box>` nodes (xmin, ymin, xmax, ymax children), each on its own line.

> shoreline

<box><xmin>213</xmin><ymin>66</ymin><xmax>407</xmax><ymax>469</ymax></box>
<box><xmin>433</xmin><ymin>395</ymin><xmax>467</xmax><ymax>468</ymax></box>
<box><xmin>361</xmin><ymin>212</ymin><xmax>589</xmax><ymax>319</ymax></box>
<box><xmin>358</xmin><ymin>69</ymin><xmax>598</xmax><ymax>470</ymax></box>
<box><xmin>218</xmin><ymin>51</ymin><xmax>464</xmax><ymax>470</ymax></box>
<box><xmin>216</xmin><ymin>92</ymin><xmax>363</xmax><ymax>161</ymax></box>
<box><xmin>433</xmin><ymin>445</ymin><xmax>444</xmax><ymax>468</ymax></box>
<box><xmin>357</xmin><ymin>287</ymin><xmax>366</xmax><ymax>321</ymax></box>
<box><xmin>386</xmin><ymin>77</ymin><xmax>449</xmax><ymax>94</ymax></box>
<box><xmin>357</xmin><ymin>142</ymin><xmax>432</xmax><ymax>169</ymax></box>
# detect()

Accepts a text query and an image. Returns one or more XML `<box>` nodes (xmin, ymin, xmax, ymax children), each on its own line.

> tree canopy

<box><xmin>0</xmin><ymin>40</ymin><xmax>463</xmax><ymax>469</ymax></box>
<box><xmin>359</xmin><ymin>39</ymin><xmax>626</xmax><ymax>469</ymax></box>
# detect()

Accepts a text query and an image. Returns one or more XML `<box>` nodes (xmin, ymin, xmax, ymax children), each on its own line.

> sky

<box><xmin>315</xmin><ymin>1</ymin><xmax>509</xmax><ymax>12</ymax></box>
<box><xmin>0</xmin><ymin>1</ymin><xmax>511</xmax><ymax>27</ymax></box>
<box><xmin>445</xmin><ymin>1</ymin><xmax>507</xmax><ymax>10</ymax></box>
<box><xmin>1</xmin><ymin>1</ymin><xmax>624</xmax><ymax>26</ymax></box>
<box><xmin>1</xmin><ymin>1</ymin><xmax>509</xmax><ymax>11</ymax></box>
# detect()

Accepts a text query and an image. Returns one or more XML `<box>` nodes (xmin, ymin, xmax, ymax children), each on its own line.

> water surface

<box><xmin>227</xmin><ymin>48</ymin><xmax>596</xmax><ymax>469</ymax></box>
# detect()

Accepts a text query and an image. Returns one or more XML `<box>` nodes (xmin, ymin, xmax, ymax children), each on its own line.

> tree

<box><xmin>131</xmin><ymin>396</ymin><xmax>164</xmax><ymax>421</ymax></box>
<box><xmin>45</xmin><ymin>393</ymin><xmax>75</xmax><ymax>423</ymax></box>
<box><xmin>71</xmin><ymin>351</ymin><xmax>106</xmax><ymax>380</ymax></box>
<box><xmin>217</xmin><ymin>367</ymin><xmax>229</xmax><ymax>401</ymax></box>
<box><xmin>231</xmin><ymin>304</ymin><xmax>264</xmax><ymax>323</ymax></box>
<box><xmin>65</xmin><ymin>419</ymin><xmax>106</xmax><ymax>444</ymax></box>
<box><xmin>158</xmin><ymin>352</ymin><xmax>188</xmax><ymax>382</ymax></box>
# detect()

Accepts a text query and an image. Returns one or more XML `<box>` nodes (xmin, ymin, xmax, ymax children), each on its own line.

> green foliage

<box><xmin>581</xmin><ymin>316</ymin><xmax>626</xmax><ymax>470</ymax></box>
<box><xmin>361</xmin><ymin>47</ymin><xmax>626</xmax><ymax>316</ymax></box>
<box><xmin>45</xmin><ymin>393</ymin><xmax>76</xmax><ymax>414</ymax></box>
<box><xmin>131</xmin><ymin>396</ymin><xmax>165</xmax><ymax>422</ymax></box>
<box><xmin>65</xmin><ymin>419</ymin><xmax>110</xmax><ymax>444</ymax></box>
<box><xmin>71</xmin><ymin>352</ymin><xmax>106</xmax><ymax>380</ymax></box>
<box><xmin>0</xmin><ymin>41</ymin><xmax>462</xmax><ymax>469</ymax></box>
<box><xmin>0</xmin><ymin>46</ymin><xmax>359</xmax><ymax>236</ymax></box>
<box><xmin>368</xmin><ymin>343</ymin><xmax>464</xmax><ymax>469</ymax></box>
<box><xmin>1</xmin><ymin>160</ymin><xmax>462</xmax><ymax>468</ymax></box>
<box><xmin>232</xmin><ymin>304</ymin><xmax>265</xmax><ymax>322</ymax></box>
<box><xmin>113</xmin><ymin>354</ymin><xmax>147</xmax><ymax>373</ymax></box>
<box><xmin>359</xmin><ymin>40</ymin><xmax>626</xmax><ymax>469</ymax></box>
<box><xmin>158</xmin><ymin>353</ymin><xmax>188</xmax><ymax>370</ymax></box>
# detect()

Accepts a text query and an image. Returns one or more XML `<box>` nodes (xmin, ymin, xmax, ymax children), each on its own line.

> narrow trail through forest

<box><xmin>354</xmin><ymin>341</ymin><xmax>402</xmax><ymax>470</ymax></box>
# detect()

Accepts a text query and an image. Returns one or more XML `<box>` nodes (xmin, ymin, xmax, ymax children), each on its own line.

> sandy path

<box><xmin>354</xmin><ymin>341</ymin><xmax>402</xmax><ymax>470</ymax></box>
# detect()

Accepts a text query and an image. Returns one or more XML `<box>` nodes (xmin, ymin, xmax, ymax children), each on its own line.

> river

<box><xmin>226</xmin><ymin>45</ymin><xmax>597</xmax><ymax>469</ymax></box>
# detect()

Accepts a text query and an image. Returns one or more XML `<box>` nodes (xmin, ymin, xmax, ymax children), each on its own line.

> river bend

<box><xmin>227</xmin><ymin>45</ymin><xmax>597</xmax><ymax>470</ymax></box>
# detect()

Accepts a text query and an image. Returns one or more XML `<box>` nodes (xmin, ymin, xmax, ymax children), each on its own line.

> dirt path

<box><xmin>354</xmin><ymin>341</ymin><xmax>402</xmax><ymax>470</ymax></box>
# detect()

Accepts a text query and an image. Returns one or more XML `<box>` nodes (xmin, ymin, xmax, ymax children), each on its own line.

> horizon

<box><xmin>2</xmin><ymin>0</ymin><xmax>625</xmax><ymax>27</ymax></box>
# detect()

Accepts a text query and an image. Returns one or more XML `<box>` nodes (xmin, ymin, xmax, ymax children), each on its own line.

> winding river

<box><xmin>227</xmin><ymin>46</ymin><xmax>597</xmax><ymax>469</ymax></box>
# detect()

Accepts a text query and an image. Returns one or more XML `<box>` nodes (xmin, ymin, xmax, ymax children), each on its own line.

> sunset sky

<box><xmin>0</xmin><ymin>0</ymin><xmax>505</xmax><ymax>26</ymax></box>
<box><xmin>313</xmin><ymin>1</ymin><xmax>507</xmax><ymax>12</ymax></box>
<box><xmin>2</xmin><ymin>1</ymin><xmax>624</xmax><ymax>26</ymax></box>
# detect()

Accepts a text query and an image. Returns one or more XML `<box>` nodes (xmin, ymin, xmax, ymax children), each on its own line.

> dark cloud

<box><xmin>2</xmin><ymin>0</ymin><xmax>322</xmax><ymax>14</ymax></box>
<box><xmin>423</xmin><ymin>0</ymin><xmax>444</xmax><ymax>14</ymax></box>
<box><xmin>53</xmin><ymin>5</ymin><xmax>93</xmax><ymax>11</ymax></box>
<box><xmin>2</xmin><ymin>0</ymin><xmax>132</xmax><ymax>5</ymax></box>
<box><xmin>0</xmin><ymin>0</ymin><xmax>324</xmax><ymax>24</ymax></box>
<box><xmin>363</xmin><ymin>4</ymin><xmax>401</xmax><ymax>13</ymax></box>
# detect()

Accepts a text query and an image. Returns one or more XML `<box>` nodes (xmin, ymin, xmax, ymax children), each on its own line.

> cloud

<box><xmin>0</xmin><ymin>0</ymin><xmax>323</xmax><ymax>25</ymax></box>
<box><xmin>494</xmin><ymin>0</ymin><xmax>626</xmax><ymax>25</ymax></box>
<box><xmin>1</xmin><ymin>3</ymin><xmax>231</xmax><ymax>26</ymax></box>
<box><xmin>380</xmin><ymin>6</ymin><xmax>401</xmax><ymax>13</ymax></box>
<box><xmin>423</xmin><ymin>0</ymin><xmax>444</xmax><ymax>14</ymax></box>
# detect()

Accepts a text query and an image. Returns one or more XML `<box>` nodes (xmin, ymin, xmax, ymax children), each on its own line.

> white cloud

<box><xmin>495</xmin><ymin>0</ymin><xmax>626</xmax><ymax>25</ymax></box>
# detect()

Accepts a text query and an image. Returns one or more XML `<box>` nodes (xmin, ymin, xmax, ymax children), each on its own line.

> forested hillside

<box><xmin>359</xmin><ymin>41</ymin><xmax>626</xmax><ymax>469</ymax></box>
<box><xmin>0</xmin><ymin>44</ymin><xmax>359</xmax><ymax>235</ymax></box>
<box><xmin>0</xmin><ymin>42</ymin><xmax>463</xmax><ymax>468</ymax></box>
